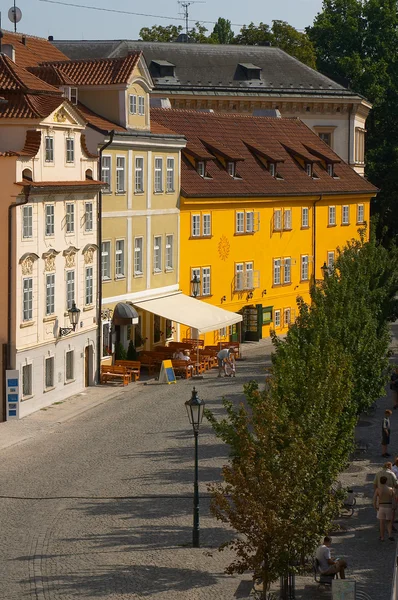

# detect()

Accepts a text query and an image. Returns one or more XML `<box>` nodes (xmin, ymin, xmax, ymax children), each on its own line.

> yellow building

<box><xmin>151</xmin><ymin>109</ymin><xmax>376</xmax><ymax>344</ymax></box>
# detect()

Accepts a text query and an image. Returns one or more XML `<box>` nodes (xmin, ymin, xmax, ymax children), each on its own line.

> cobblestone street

<box><xmin>0</xmin><ymin>338</ymin><xmax>396</xmax><ymax>599</ymax></box>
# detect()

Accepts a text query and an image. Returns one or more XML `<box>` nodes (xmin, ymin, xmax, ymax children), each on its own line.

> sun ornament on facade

<box><xmin>218</xmin><ymin>235</ymin><xmax>230</xmax><ymax>261</ymax></box>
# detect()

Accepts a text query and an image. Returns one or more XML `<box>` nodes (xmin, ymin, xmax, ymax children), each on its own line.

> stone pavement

<box><xmin>0</xmin><ymin>336</ymin><xmax>395</xmax><ymax>599</ymax></box>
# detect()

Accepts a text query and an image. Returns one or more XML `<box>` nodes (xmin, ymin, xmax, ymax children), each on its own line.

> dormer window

<box><xmin>227</xmin><ymin>161</ymin><xmax>236</xmax><ymax>177</ymax></box>
<box><xmin>22</xmin><ymin>168</ymin><xmax>33</xmax><ymax>181</ymax></box>
<box><xmin>305</xmin><ymin>163</ymin><xmax>313</xmax><ymax>177</ymax></box>
<box><xmin>197</xmin><ymin>161</ymin><xmax>205</xmax><ymax>177</ymax></box>
<box><xmin>238</xmin><ymin>63</ymin><xmax>262</xmax><ymax>81</ymax></box>
<box><xmin>138</xmin><ymin>96</ymin><xmax>145</xmax><ymax>116</ymax></box>
<box><xmin>70</xmin><ymin>87</ymin><xmax>78</xmax><ymax>104</ymax></box>
<box><xmin>269</xmin><ymin>163</ymin><xmax>276</xmax><ymax>177</ymax></box>
<box><xmin>129</xmin><ymin>94</ymin><xmax>137</xmax><ymax>115</ymax></box>
<box><xmin>150</xmin><ymin>60</ymin><xmax>176</xmax><ymax>79</ymax></box>
<box><xmin>327</xmin><ymin>164</ymin><xmax>334</xmax><ymax>177</ymax></box>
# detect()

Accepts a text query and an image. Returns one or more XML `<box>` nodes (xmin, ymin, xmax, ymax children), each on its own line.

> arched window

<box><xmin>85</xmin><ymin>169</ymin><xmax>93</xmax><ymax>180</ymax></box>
<box><xmin>22</xmin><ymin>168</ymin><xmax>33</xmax><ymax>181</ymax></box>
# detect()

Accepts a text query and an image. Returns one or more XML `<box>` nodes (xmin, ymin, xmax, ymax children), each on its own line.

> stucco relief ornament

<box><xmin>54</xmin><ymin>110</ymin><xmax>67</xmax><ymax>123</ymax></box>
<box><xmin>42</xmin><ymin>249</ymin><xmax>60</xmax><ymax>272</ymax></box>
<box><xmin>63</xmin><ymin>246</ymin><xmax>79</xmax><ymax>268</ymax></box>
<box><xmin>82</xmin><ymin>244</ymin><xmax>98</xmax><ymax>265</ymax></box>
<box><xmin>20</xmin><ymin>253</ymin><xmax>39</xmax><ymax>275</ymax></box>
<box><xmin>218</xmin><ymin>235</ymin><xmax>230</xmax><ymax>261</ymax></box>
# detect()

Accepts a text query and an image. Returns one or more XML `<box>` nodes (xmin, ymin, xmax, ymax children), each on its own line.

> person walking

<box><xmin>382</xmin><ymin>409</ymin><xmax>392</xmax><ymax>457</ymax></box>
<box><xmin>374</xmin><ymin>475</ymin><xmax>395</xmax><ymax>541</ymax></box>
<box><xmin>374</xmin><ymin>462</ymin><xmax>398</xmax><ymax>531</ymax></box>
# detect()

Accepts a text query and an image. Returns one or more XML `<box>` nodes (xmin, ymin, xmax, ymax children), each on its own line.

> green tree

<box><xmin>209</xmin><ymin>17</ymin><xmax>235</xmax><ymax>44</ymax></box>
<box><xmin>139</xmin><ymin>24</ymin><xmax>183</xmax><ymax>42</ymax></box>
<box><xmin>234</xmin><ymin>21</ymin><xmax>272</xmax><ymax>46</ymax></box>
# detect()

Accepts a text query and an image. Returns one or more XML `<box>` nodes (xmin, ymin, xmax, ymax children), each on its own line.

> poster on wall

<box><xmin>6</xmin><ymin>370</ymin><xmax>20</xmax><ymax>420</ymax></box>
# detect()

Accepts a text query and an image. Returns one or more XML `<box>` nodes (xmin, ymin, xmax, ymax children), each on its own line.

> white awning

<box><xmin>133</xmin><ymin>292</ymin><xmax>242</xmax><ymax>334</ymax></box>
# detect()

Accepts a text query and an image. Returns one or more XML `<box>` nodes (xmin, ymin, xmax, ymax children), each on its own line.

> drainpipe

<box><xmin>96</xmin><ymin>131</ymin><xmax>115</xmax><ymax>383</ymax></box>
<box><xmin>312</xmin><ymin>195</ymin><xmax>323</xmax><ymax>283</ymax></box>
<box><xmin>348</xmin><ymin>104</ymin><xmax>353</xmax><ymax>166</ymax></box>
<box><xmin>7</xmin><ymin>185</ymin><xmax>31</xmax><ymax>370</ymax></box>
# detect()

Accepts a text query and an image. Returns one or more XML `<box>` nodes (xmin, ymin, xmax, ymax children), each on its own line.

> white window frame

<box><xmin>273</xmin><ymin>259</ymin><xmax>281</xmax><ymax>285</ymax></box>
<box><xmin>328</xmin><ymin>206</ymin><xmax>336</xmax><ymax>226</ymax></box>
<box><xmin>165</xmin><ymin>234</ymin><xmax>173</xmax><ymax>271</ymax></box>
<box><xmin>45</xmin><ymin>273</ymin><xmax>55</xmax><ymax>316</ymax></box>
<box><xmin>284</xmin><ymin>308</ymin><xmax>291</xmax><ymax>327</ymax></box>
<box><xmin>69</xmin><ymin>87</ymin><xmax>78</xmax><ymax>104</ymax></box>
<box><xmin>101</xmin><ymin>155</ymin><xmax>111</xmax><ymax>192</ymax></box>
<box><xmin>357</xmin><ymin>204</ymin><xmax>365</xmax><ymax>224</ymax></box>
<box><xmin>45</xmin><ymin>136</ymin><xmax>54</xmax><ymax>162</ymax></box>
<box><xmin>22</xmin><ymin>363</ymin><xmax>33</xmax><ymax>397</ymax></box>
<box><xmin>116</xmin><ymin>156</ymin><xmax>126</xmax><ymax>194</ymax></box>
<box><xmin>153</xmin><ymin>235</ymin><xmax>162</xmax><ymax>273</ymax></box>
<box><xmin>327</xmin><ymin>251</ymin><xmax>335</xmax><ymax>272</ymax></box>
<box><xmin>192</xmin><ymin>214</ymin><xmax>201</xmax><ymax>237</ymax></box>
<box><xmin>197</xmin><ymin>161</ymin><xmax>205</xmax><ymax>177</ymax></box>
<box><xmin>22</xmin><ymin>205</ymin><xmax>33</xmax><ymax>239</ymax></box>
<box><xmin>135</xmin><ymin>156</ymin><xmax>144</xmax><ymax>193</ymax></box>
<box><xmin>138</xmin><ymin>95</ymin><xmax>145</xmax><ymax>116</ymax></box>
<box><xmin>166</xmin><ymin>157</ymin><xmax>175</xmax><ymax>192</ymax></box>
<box><xmin>246</xmin><ymin>211</ymin><xmax>254</xmax><ymax>233</ymax></box>
<box><xmin>65</xmin><ymin>350</ymin><xmax>74</xmax><ymax>382</ymax></box>
<box><xmin>274</xmin><ymin>209</ymin><xmax>282</xmax><ymax>231</ymax></box>
<box><xmin>305</xmin><ymin>163</ymin><xmax>312</xmax><ymax>177</ymax></box>
<box><xmin>236</xmin><ymin>211</ymin><xmax>244</xmax><ymax>234</ymax></box>
<box><xmin>66</xmin><ymin>270</ymin><xmax>75</xmax><ymax>310</ymax></box>
<box><xmin>274</xmin><ymin>309</ymin><xmax>281</xmax><ymax>328</ymax></box>
<box><xmin>66</xmin><ymin>137</ymin><xmax>74</xmax><ymax>163</ymax></box>
<box><xmin>203</xmin><ymin>213</ymin><xmax>211</xmax><ymax>236</ymax></box>
<box><xmin>283</xmin><ymin>209</ymin><xmax>292</xmax><ymax>231</ymax></box>
<box><xmin>115</xmin><ymin>239</ymin><xmax>125</xmax><ymax>278</ymax></box>
<box><xmin>245</xmin><ymin>261</ymin><xmax>254</xmax><ymax>289</ymax></box>
<box><xmin>284</xmin><ymin>258</ymin><xmax>291</xmax><ymax>284</ymax></box>
<box><xmin>302</xmin><ymin>207</ymin><xmax>309</xmax><ymax>228</ymax></box>
<box><xmin>23</xmin><ymin>277</ymin><xmax>33</xmax><ymax>321</ymax></box>
<box><xmin>45</xmin><ymin>204</ymin><xmax>55</xmax><ymax>236</ymax></box>
<box><xmin>227</xmin><ymin>161</ymin><xmax>236</xmax><ymax>177</ymax></box>
<box><xmin>342</xmin><ymin>205</ymin><xmax>349</xmax><ymax>225</ymax></box>
<box><xmin>45</xmin><ymin>356</ymin><xmax>55</xmax><ymax>390</ymax></box>
<box><xmin>301</xmin><ymin>255</ymin><xmax>309</xmax><ymax>281</ymax></box>
<box><xmin>65</xmin><ymin>202</ymin><xmax>75</xmax><ymax>233</ymax></box>
<box><xmin>235</xmin><ymin>263</ymin><xmax>244</xmax><ymax>291</ymax></box>
<box><xmin>134</xmin><ymin>237</ymin><xmax>143</xmax><ymax>276</ymax></box>
<box><xmin>85</xmin><ymin>266</ymin><xmax>93</xmax><ymax>305</ymax></box>
<box><xmin>327</xmin><ymin>163</ymin><xmax>334</xmax><ymax>177</ymax></box>
<box><xmin>202</xmin><ymin>267</ymin><xmax>211</xmax><ymax>296</ymax></box>
<box><xmin>129</xmin><ymin>94</ymin><xmax>137</xmax><ymax>114</ymax></box>
<box><xmin>101</xmin><ymin>241</ymin><xmax>111</xmax><ymax>280</ymax></box>
<box><xmin>154</xmin><ymin>157</ymin><xmax>163</xmax><ymax>193</ymax></box>
<box><xmin>84</xmin><ymin>202</ymin><xmax>93</xmax><ymax>232</ymax></box>
<box><xmin>269</xmin><ymin>163</ymin><xmax>276</xmax><ymax>177</ymax></box>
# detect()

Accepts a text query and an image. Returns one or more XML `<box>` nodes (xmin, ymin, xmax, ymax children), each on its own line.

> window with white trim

<box><xmin>269</xmin><ymin>163</ymin><xmax>276</xmax><ymax>177</ymax></box>
<box><xmin>274</xmin><ymin>209</ymin><xmax>282</xmax><ymax>231</ymax></box>
<box><xmin>327</xmin><ymin>163</ymin><xmax>334</xmax><ymax>177</ymax></box>
<box><xmin>245</xmin><ymin>261</ymin><xmax>254</xmax><ymax>289</ymax></box>
<box><xmin>85</xmin><ymin>202</ymin><xmax>93</xmax><ymax>232</ymax></box>
<box><xmin>66</xmin><ymin>350</ymin><xmax>74</xmax><ymax>381</ymax></box>
<box><xmin>342</xmin><ymin>205</ymin><xmax>349</xmax><ymax>225</ymax></box>
<box><xmin>319</xmin><ymin>131</ymin><xmax>331</xmax><ymax>146</ymax></box>
<box><xmin>134</xmin><ymin>237</ymin><xmax>143</xmax><ymax>275</ymax></box>
<box><xmin>301</xmin><ymin>255</ymin><xmax>309</xmax><ymax>281</ymax></box>
<box><xmin>328</xmin><ymin>206</ymin><xmax>336</xmax><ymax>226</ymax></box>
<box><xmin>227</xmin><ymin>161</ymin><xmax>236</xmax><ymax>177</ymax></box>
<box><xmin>246</xmin><ymin>211</ymin><xmax>254</xmax><ymax>233</ymax></box>
<box><xmin>327</xmin><ymin>251</ymin><xmax>335</xmax><ymax>272</ymax></box>
<box><xmin>101</xmin><ymin>242</ymin><xmax>111</xmax><ymax>280</ymax></box>
<box><xmin>65</xmin><ymin>203</ymin><xmax>75</xmax><ymax>233</ymax></box>
<box><xmin>235</xmin><ymin>263</ymin><xmax>244</xmax><ymax>291</ymax></box>
<box><xmin>236</xmin><ymin>211</ymin><xmax>244</xmax><ymax>234</ymax></box>
<box><xmin>202</xmin><ymin>267</ymin><xmax>211</xmax><ymax>296</ymax></box>
<box><xmin>283</xmin><ymin>209</ymin><xmax>292</xmax><ymax>230</ymax></box>
<box><xmin>273</xmin><ymin>259</ymin><xmax>281</xmax><ymax>285</ymax></box>
<box><xmin>116</xmin><ymin>156</ymin><xmax>126</xmax><ymax>193</ymax></box>
<box><xmin>197</xmin><ymin>161</ymin><xmax>205</xmax><ymax>177</ymax></box>
<box><xmin>302</xmin><ymin>207</ymin><xmax>309</xmax><ymax>228</ymax></box>
<box><xmin>45</xmin><ymin>356</ymin><xmax>54</xmax><ymax>389</ymax></box>
<box><xmin>138</xmin><ymin>95</ymin><xmax>145</xmax><ymax>116</ymax></box>
<box><xmin>101</xmin><ymin>156</ymin><xmax>111</xmax><ymax>191</ymax></box>
<box><xmin>154</xmin><ymin>158</ymin><xmax>163</xmax><ymax>192</ymax></box>
<box><xmin>357</xmin><ymin>204</ymin><xmax>365</xmax><ymax>224</ymax></box>
<box><xmin>23</xmin><ymin>277</ymin><xmax>33</xmax><ymax>321</ymax></box>
<box><xmin>305</xmin><ymin>163</ymin><xmax>312</xmax><ymax>177</ymax></box>
<box><xmin>153</xmin><ymin>235</ymin><xmax>162</xmax><ymax>272</ymax></box>
<box><xmin>284</xmin><ymin>308</ymin><xmax>291</xmax><ymax>326</ymax></box>
<box><xmin>192</xmin><ymin>214</ymin><xmax>201</xmax><ymax>237</ymax></box>
<box><xmin>66</xmin><ymin>137</ymin><xmax>74</xmax><ymax>163</ymax></box>
<box><xmin>166</xmin><ymin>158</ymin><xmax>175</xmax><ymax>192</ymax></box>
<box><xmin>45</xmin><ymin>273</ymin><xmax>55</xmax><ymax>315</ymax></box>
<box><xmin>45</xmin><ymin>204</ymin><xmax>55</xmax><ymax>236</ymax></box>
<box><xmin>165</xmin><ymin>234</ymin><xmax>173</xmax><ymax>270</ymax></box>
<box><xmin>45</xmin><ymin>136</ymin><xmax>54</xmax><ymax>162</ymax></box>
<box><xmin>70</xmin><ymin>87</ymin><xmax>78</xmax><ymax>104</ymax></box>
<box><xmin>203</xmin><ymin>214</ymin><xmax>211</xmax><ymax>236</ymax></box>
<box><xmin>85</xmin><ymin>266</ymin><xmax>93</xmax><ymax>305</ymax></box>
<box><xmin>22</xmin><ymin>205</ymin><xmax>33</xmax><ymax>238</ymax></box>
<box><xmin>129</xmin><ymin>94</ymin><xmax>137</xmax><ymax>114</ymax></box>
<box><xmin>22</xmin><ymin>364</ymin><xmax>32</xmax><ymax>397</ymax></box>
<box><xmin>274</xmin><ymin>309</ymin><xmax>281</xmax><ymax>328</ymax></box>
<box><xmin>284</xmin><ymin>258</ymin><xmax>291</xmax><ymax>284</ymax></box>
<box><xmin>115</xmin><ymin>240</ymin><xmax>125</xmax><ymax>277</ymax></box>
<box><xmin>135</xmin><ymin>157</ymin><xmax>144</xmax><ymax>193</ymax></box>
<box><xmin>66</xmin><ymin>270</ymin><xmax>75</xmax><ymax>310</ymax></box>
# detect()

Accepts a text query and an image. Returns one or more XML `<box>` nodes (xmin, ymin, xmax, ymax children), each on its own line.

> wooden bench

<box><xmin>138</xmin><ymin>354</ymin><xmax>156</xmax><ymax>375</ymax></box>
<box><xmin>100</xmin><ymin>365</ymin><xmax>131</xmax><ymax>386</ymax></box>
<box><xmin>182</xmin><ymin>338</ymin><xmax>204</xmax><ymax>348</ymax></box>
<box><xmin>114</xmin><ymin>360</ymin><xmax>141</xmax><ymax>382</ymax></box>
<box><xmin>171</xmin><ymin>359</ymin><xmax>194</xmax><ymax>379</ymax></box>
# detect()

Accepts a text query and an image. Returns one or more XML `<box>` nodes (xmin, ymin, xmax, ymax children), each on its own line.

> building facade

<box><xmin>151</xmin><ymin>109</ymin><xmax>377</xmax><ymax>344</ymax></box>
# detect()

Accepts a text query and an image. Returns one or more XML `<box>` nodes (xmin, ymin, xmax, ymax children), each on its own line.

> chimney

<box><xmin>2</xmin><ymin>44</ymin><xmax>15</xmax><ymax>62</ymax></box>
<box><xmin>253</xmin><ymin>109</ymin><xmax>282</xmax><ymax>118</ymax></box>
<box><xmin>21</xmin><ymin>35</ymin><xmax>26</xmax><ymax>45</ymax></box>
<box><xmin>48</xmin><ymin>35</ymin><xmax>54</xmax><ymax>41</ymax></box>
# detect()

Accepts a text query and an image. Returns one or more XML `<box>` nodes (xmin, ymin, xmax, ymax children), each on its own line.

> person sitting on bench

<box><xmin>315</xmin><ymin>536</ymin><xmax>347</xmax><ymax>579</ymax></box>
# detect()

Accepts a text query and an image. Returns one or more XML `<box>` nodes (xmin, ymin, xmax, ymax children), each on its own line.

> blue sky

<box><xmin>3</xmin><ymin>0</ymin><xmax>324</xmax><ymax>40</ymax></box>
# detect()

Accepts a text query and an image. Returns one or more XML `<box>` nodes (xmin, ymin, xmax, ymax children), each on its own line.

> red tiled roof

<box><xmin>76</xmin><ymin>102</ymin><xmax>125</xmax><ymax>133</ymax></box>
<box><xmin>2</xmin><ymin>31</ymin><xmax>69</xmax><ymax>68</ymax></box>
<box><xmin>1</xmin><ymin>130</ymin><xmax>43</xmax><ymax>156</ymax></box>
<box><xmin>0</xmin><ymin>54</ymin><xmax>61</xmax><ymax>94</ymax></box>
<box><xmin>150</xmin><ymin>121</ymin><xmax>177</xmax><ymax>135</ymax></box>
<box><xmin>39</xmin><ymin>53</ymin><xmax>142</xmax><ymax>86</ymax></box>
<box><xmin>0</xmin><ymin>92</ymin><xmax>64</xmax><ymax>118</ymax></box>
<box><xmin>28</xmin><ymin>64</ymin><xmax>76</xmax><ymax>86</ymax></box>
<box><xmin>151</xmin><ymin>108</ymin><xmax>377</xmax><ymax>197</ymax></box>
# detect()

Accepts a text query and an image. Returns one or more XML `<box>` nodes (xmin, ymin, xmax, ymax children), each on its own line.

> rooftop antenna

<box><xmin>8</xmin><ymin>0</ymin><xmax>22</xmax><ymax>33</ymax></box>
<box><xmin>177</xmin><ymin>1</ymin><xmax>205</xmax><ymax>38</ymax></box>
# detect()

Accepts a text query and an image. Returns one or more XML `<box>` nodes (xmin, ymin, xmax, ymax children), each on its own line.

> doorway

<box><xmin>84</xmin><ymin>346</ymin><xmax>92</xmax><ymax>387</ymax></box>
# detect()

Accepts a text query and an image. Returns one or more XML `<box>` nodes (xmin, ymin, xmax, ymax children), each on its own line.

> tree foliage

<box><xmin>209</xmin><ymin>18</ymin><xmax>235</xmax><ymax>44</ymax></box>
<box><xmin>206</xmin><ymin>233</ymin><xmax>398</xmax><ymax>592</ymax></box>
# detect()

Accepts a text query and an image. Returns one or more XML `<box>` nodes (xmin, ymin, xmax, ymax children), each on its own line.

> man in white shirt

<box><xmin>315</xmin><ymin>537</ymin><xmax>346</xmax><ymax>578</ymax></box>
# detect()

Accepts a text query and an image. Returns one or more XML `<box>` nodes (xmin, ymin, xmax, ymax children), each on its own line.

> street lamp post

<box><xmin>185</xmin><ymin>386</ymin><xmax>205</xmax><ymax>548</ymax></box>
<box><xmin>59</xmin><ymin>301</ymin><xmax>81</xmax><ymax>337</ymax></box>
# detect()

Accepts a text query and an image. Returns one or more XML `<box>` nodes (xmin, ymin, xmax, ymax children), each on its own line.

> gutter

<box><xmin>96</xmin><ymin>131</ymin><xmax>115</xmax><ymax>383</ymax></box>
